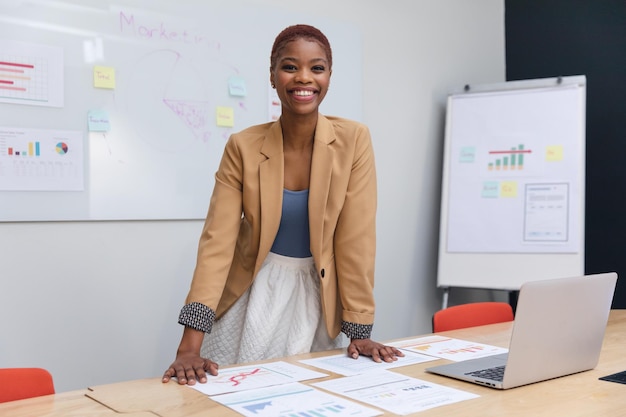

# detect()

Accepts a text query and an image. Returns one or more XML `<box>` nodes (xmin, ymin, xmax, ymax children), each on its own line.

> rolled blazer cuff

<box><xmin>341</xmin><ymin>321</ymin><xmax>373</xmax><ymax>339</ymax></box>
<box><xmin>178</xmin><ymin>302</ymin><xmax>216</xmax><ymax>333</ymax></box>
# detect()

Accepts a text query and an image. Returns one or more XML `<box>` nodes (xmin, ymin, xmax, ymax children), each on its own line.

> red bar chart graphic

<box><xmin>0</xmin><ymin>56</ymin><xmax>48</xmax><ymax>103</ymax></box>
<box><xmin>488</xmin><ymin>144</ymin><xmax>531</xmax><ymax>171</ymax></box>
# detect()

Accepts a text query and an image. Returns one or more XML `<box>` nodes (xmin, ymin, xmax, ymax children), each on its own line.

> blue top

<box><xmin>270</xmin><ymin>189</ymin><xmax>312</xmax><ymax>258</ymax></box>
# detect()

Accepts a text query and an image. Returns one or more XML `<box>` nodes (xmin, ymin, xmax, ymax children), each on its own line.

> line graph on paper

<box><xmin>188</xmin><ymin>361</ymin><xmax>327</xmax><ymax>396</ymax></box>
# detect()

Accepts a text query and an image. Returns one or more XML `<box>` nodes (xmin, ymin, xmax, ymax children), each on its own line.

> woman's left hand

<box><xmin>347</xmin><ymin>338</ymin><xmax>405</xmax><ymax>362</ymax></box>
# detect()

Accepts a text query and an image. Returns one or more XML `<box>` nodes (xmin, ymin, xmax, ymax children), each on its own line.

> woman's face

<box><xmin>270</xmin><ymin>38</ymin><xmax>331</xmax><ymax>117</ymax></box>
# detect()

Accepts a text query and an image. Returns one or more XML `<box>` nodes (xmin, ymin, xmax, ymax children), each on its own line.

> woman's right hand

<box><xmin>162</xmin><ymin>351</ymin><xmax>219</xmax><ymax>385</ymax></box>
<box><xmin>162</xmin><ymin>326</ymin><xmax>218</xmax><ymax>385</ymax></box>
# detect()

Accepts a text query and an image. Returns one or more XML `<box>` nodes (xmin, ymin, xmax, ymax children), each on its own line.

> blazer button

<box><xmin>320</xmin><ymin>269</ymin><xmax>325</xmax><ymax>278</ymax></box>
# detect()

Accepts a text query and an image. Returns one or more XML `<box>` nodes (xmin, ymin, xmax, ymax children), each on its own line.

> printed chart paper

<box><xmin>0</xmin><ymin>40</ymin><xmax>64</xmax><ymax>107</ymax></box>
<box><xmin>188</xmin><ymin>361</ymin><xmax>327</xmax><ymax>396</ymax></box>
<box><xmin>313</xmin><ymin>369</ymin><xmax>479</xmax><ymax>415</ymax></box>
<box><xmin>389</xmin><ymin>335</ymin><xmax>508</xmax><ymax>362</ymax></box>
<box><xmin>211</xmin><ymin>382</ymin><xmax>382</xmax><ymax>417</ymax></box>
<box><xmin>299</xmin><ymin>349</ymin><xmax>437</xmax><ymax>376</ymax></box>
<box><xmin>0</xmin><ymin>126</ymin><xmax>84</xmax><ymax>191</ymax></box>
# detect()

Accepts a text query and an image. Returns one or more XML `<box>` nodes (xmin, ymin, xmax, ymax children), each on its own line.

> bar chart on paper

<box><xmin>0</xmin><ymin>56</ymin><xmax>46</xmax><ymax>102</ymax></box>
<box><xmin>211</xmin><ymin>382</ymin><xmax>382</xmax><ymax>417</ymax></box>
<box><xmin>0</xmin><ymin>40</ymin><xmax>63</xmax><ymax>107</ymax></box>
<box><xmin>0</xmin><ymin>127</ymin><xmax>83</xmax><ymax>191</ymax></box>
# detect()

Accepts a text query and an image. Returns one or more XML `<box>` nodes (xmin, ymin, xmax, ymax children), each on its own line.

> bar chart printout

<box><xmin>0</xmin><ymin>126</ymin><xmax>84</xmax><ymax>191</ymax></box>
<box><xmin>211</xmin><ymin>382</ymin><xmax>382</xmax><ymax>417</ymax></box>
<box><xmin>0</xmin><ymin>40</ymin><xmax>64</xmax><ymax>107</ymax></box>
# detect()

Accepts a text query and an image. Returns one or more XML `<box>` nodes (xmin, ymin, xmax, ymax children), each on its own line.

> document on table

<box><xmin>188</xmin><ymin>361</ymin><xmax>327</xmax><ymax>396</ymax></box>
<box><xmin>389</xmin><ymin>335</ymin><xmax>508</xmax><ymax>361</ymax></box>
<box><xmin>299</xmin><ymin>349</ymin><xmax>437</xmax><ymax>376</ymax></box>
<box><xmin>313</xmin><ymin>369</ymin><xmax>479</xmax><ymax>415</ymax></box>
<box><xmin>211</xmin><ymin>382</ymin><xmax>383</xmax><ymax>417</ymax></box>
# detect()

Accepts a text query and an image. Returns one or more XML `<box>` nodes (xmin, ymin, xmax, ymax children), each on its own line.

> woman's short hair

<box><xmin>270</xmin><ymin>24</ymin><xmax>332</xmax><ymax>70</ymax></box>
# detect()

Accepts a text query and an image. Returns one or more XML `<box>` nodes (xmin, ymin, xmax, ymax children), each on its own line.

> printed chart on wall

<box><xmin>0</xmin><ymin>41</ymin><xmax>64</xmax><ymax>107</ymax></box>
<box><xmin>445</xmin><ymin>84</ymin><xmax>584</xmax><ymax>254</ymax></box>
<box><xmin>0</xmin><ymin>1</ymin><xmax>362</xmax><ymax>221</ymax></box>
<box><xmin>0</xmin><ymin>127</ymin><xmax>83</xmax><ymax>191</ymax></box>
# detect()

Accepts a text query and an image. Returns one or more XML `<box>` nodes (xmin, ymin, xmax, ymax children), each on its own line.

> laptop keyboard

<box><xmin>465</xmin><ymin>365</ymin><xmax>506</xmax><ymax>381</ymax></box>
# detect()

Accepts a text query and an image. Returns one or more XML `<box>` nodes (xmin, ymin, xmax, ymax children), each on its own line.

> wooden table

<box><xmin>0</xmin><ymin>388</ymin><xmax>158</xmax><ymax>417</ymax></box>
<box><xmin>3</xmin><ymin>310</ymin><xmax>625</xmax><ymax>417</ymax></box>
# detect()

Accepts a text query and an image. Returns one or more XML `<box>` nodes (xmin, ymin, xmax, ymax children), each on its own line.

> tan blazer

<box><xmin>185</xmin><ymin>114</ymin><xmax>377</xmax><ymax>339</ymax></box>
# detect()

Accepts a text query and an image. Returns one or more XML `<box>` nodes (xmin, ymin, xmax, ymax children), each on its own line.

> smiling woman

<box><xmin>270</xmin><ymin>37</ymin><xmax>331</xmax><ymax>124</ymax></box>
<box><xmin>162</xmin><ymin>24</ymin><xmax>404</xmax><ymax>387</ymax></box>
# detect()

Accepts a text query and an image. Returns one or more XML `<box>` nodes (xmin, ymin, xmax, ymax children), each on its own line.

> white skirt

<box><xmin>201</xmin><ymin>252</ymin><xmax>343</xmax><ymax>365</ymax></box>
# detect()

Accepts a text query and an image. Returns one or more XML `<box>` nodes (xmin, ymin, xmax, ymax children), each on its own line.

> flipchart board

<box><xmin>437</xmin><ymin>76</ymin><xmax>586</xmax><ymax>295</ymax></box>
<box><xmin>0</xmin><ymin>0</ymin><xmax>362</xmax><ymax>221</ymax></box>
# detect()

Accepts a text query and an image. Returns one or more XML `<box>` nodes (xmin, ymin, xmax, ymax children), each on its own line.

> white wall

<box><xmin>0</xmin><ymin>0</ymin><xmax>505</xmax><ymax>392</ymax></box>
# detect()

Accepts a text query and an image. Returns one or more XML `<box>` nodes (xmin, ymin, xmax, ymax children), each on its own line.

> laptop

<box><xmin>426</xmin><ymin>272</ymin><xmax>617</xmax><ymax>389</ymax></box>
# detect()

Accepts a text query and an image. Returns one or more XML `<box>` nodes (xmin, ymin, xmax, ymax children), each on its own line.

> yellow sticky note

<box><xmin>94</xmin><ymin>66</ymin><xmax>116</xmax><ymax>89</ymax></box>
<box><xmin>500</xmin><ymin>181</ymin><xmax>518</xmax><ymax>198</ymax></box>
<box><xmin>216</xmin><ymin>106</ymin><xmax>234</xmax><ymax>127</ymax></box>
<box><xmin>546</xmin><ymin>145</ymin><xmax>563</xmax><ymax>161</ymax></box>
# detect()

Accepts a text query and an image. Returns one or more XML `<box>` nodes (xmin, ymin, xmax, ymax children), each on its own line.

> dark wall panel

<box><xmin>505</xmin><ymin>0</ymin><xmax>626</xmax><ymax>307</ymax></box>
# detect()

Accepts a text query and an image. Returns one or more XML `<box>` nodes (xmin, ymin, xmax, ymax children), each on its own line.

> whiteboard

<box><xmin>0</xmin><ymin>0</ymin><xmax>362</xmax><ymax>221</ymax></box>
<box><xmin>437</xmin><ymin>76</ymin><xmax>586</xmax><ymax>290</ymax></box>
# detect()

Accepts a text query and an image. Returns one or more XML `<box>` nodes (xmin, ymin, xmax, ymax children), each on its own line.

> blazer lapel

<box><xmin>309</xmin><ymin>115</ymin><xmax>335</xmax><ymax>262</ymax></box>
<box><xmin>257</xmin><ymin>121</ymin><xmax>284</xmax><ymax>272</ymax></box>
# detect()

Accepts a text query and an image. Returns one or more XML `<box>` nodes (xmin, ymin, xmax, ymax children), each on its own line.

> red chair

<box><xmin>0</xmin><ymin>368</ymin><xmax>55</xmax><ymax>403</ymax></box>
<box><xmin>432</xmin><ymin>301</ymin><xmax>514</xmax><ymax>332</ymax></box>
